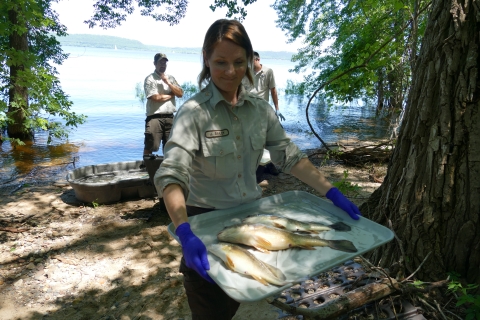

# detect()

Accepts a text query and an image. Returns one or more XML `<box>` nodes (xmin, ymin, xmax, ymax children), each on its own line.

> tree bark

<box><xmin>361</xmin><ymin>0</ymin><xmax>480</xmax><ymax>286</ymax></box>
<box><xmin>7</xmin><ymin>7</ymin><xmax>31</xmax><ymax>140</ymax></box>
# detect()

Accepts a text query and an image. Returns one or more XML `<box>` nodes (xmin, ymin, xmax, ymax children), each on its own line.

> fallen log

<box><xmin>307</xmin><ymin>140</ymin><xmax>394</xmax><ymax>166</ymax></box>
<box><xmin>266</xmin><ymin>278</ymin><xmax>400</xmax><ymax>319</ymax></box>
<box><xmin>339</xmin><ymin>140</ymin><xmax>394</xmax><ymax>165</ymax></box>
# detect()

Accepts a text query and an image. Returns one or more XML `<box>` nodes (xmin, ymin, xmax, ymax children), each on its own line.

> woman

<box><xmin>154</xmin><ymin>19</ymin><xmax>361</xmax><ymax>320</ymax></box>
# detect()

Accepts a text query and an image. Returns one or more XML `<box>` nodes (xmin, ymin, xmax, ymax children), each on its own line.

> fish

<box><xmin>242</xmin><ymin>214</ymin><xmax>351</xmax><ymax>233</ymax></box>
<box><xmin>217</xmin><ymin>223</ymin><xmax>358</xmax><ymax>253</ymax></box>
<box><xmin>207</xmin><ymin>242</ymin><xmax>289</xmax><ymax>286</ymax></box>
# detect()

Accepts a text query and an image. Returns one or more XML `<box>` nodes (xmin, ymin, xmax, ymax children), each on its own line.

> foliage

<box><xmin>180</xmin><ymin>81</ymin><xmax>198</xmax><ymax>99</ymax></box>
<box><xmin>332</xmin><ymin>170</ymin><xmax>361</xmax><ymax>197</ymax></box>
<box><xmin>321</xmin><ymin>148</ymin><xmax>343</xmax><ymax>167</ymax></box>
<box><xmin>270</xmin><ymin>0</ymin><xmax>430</xmax><ymax>108</ymax></box>
<box><xmin>85</xmin><ymin>0</ymin><xmax>189</xmax><ymax>28</ymax></box>
<box><xmin>284</xmin><ymin>80</ymin><xmax>307</xmax><ymax>95</ymax></box>
<box><xmin>447</xmin><ymin>272</ymin><xmax>480</xmax><ymax>320</ymax></box>
<box><xmin>177</xmin><ymin>81</ymin><xmax>199</xmax><ymax>105</ymax></box>
<box><xmin>0</xmin><ymin>0</ymin><xmax>86</xmax><ymax>143</ymax></box>
<box><xmin>135</xmin><ymin>82</ymin><xmax>146</xmax><ymax>105</ymax></box>
<box><xmin>209</xmin><ymin>0</ymin><xmax>257</xmax><ymax>21</ymax></box>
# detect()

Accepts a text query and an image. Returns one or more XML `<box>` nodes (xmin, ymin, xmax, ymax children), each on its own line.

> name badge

<box><xmin>205</xmin><ymin>129</ymin><xmax>229</xmax><ymax>138</ymax></box>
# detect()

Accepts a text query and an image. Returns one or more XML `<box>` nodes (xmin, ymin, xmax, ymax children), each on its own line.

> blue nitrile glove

<box><xmin>326</xmin><ymin>187</ymin><xmax>362</xmax><ymax>220</ymax></box>
<box><xmin>276</xmin><ymin>110</ymin><xmax>286</xmax><ymax>121</ymax></box>
<box><xmin>175</xmin><ymin>222</ymin><xmax>214</xmax><ymax>283</ymax></box>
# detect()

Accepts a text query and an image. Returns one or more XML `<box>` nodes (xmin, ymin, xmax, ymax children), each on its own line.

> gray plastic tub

<box><xmin>66</xmin><ymin>160</ymin><xmax>157</xmax><ymax>204</ymax></box>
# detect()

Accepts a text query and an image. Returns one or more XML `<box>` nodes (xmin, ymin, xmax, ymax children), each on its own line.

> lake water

<box><xmin>0</xmin><ymin>46</ymin><xmax>389</xmax><ymax>181</ymax></box>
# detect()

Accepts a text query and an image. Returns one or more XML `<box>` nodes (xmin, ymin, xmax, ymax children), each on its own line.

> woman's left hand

<box><xmin>326</xmin><ymin>187</ymin><xmax>362</xmax><ymax>220</ymax></box>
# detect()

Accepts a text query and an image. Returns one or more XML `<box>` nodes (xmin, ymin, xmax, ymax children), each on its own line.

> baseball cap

<box><xmin>154</xmin><ymin>53</ymin><xmax>168</xmax><ymax>63</ymax></box>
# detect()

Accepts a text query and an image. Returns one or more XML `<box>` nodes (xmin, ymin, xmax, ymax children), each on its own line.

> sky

<box><xmin>51</xmin><ymin>0</ymin><xmax>303</xmax><ymax>52</ymax></box>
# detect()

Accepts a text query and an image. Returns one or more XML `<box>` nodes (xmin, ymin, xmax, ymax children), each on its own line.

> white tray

<box><xmin>259</xmin><ymin>149</ymin><xmax>271</xmax><ymax>166</ymax></box>
<box><xmin>168</xmin><ymin>191</ymin><xmax>394</xmax><ymax>302</ymax></box>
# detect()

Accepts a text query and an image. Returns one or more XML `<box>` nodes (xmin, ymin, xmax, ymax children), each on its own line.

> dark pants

<box><xmin>144</xmin><ymin>114</ymin><xmax>173</xmax><ymax>153</ymax></box>
<box><xmin>180</xmin><ymin>206</ymin><xmax>240</xmax><ymax>320</ymax></box>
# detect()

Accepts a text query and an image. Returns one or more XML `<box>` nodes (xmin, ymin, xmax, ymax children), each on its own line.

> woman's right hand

<box><xmin>175</xmin><ymin>222</ymin><xmax>215</xmax><ymax>283</ymax></box>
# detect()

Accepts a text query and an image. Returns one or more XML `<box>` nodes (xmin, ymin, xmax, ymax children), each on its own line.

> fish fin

<box><xmin>329</xmin><ymin>222</ymin><xmax>352</xmax><ymax>232</ymax></box>
<box><xmin>225</xmin><ymin>256</ymin><xmax>236</xmax><ymax>271</ymax></box>
<box><xmin>264</xmin><ymin>263</ymin><xmax>286</xmax><ymax>280</ymax></box>
<box><xmin>272</xmin><ymin>222</ymin><xmax>286</xmax><ymax>229</ymax></box>
<box><xmin>253</xmin><ymin>246</ymin><xmax>270</xmax><ymax>253</ymax></box>
<box><xmin>327</xmin><ymin>239</ymin><xmax>358</xmax><ymax>253</ymax></box>
<box><xmin>250</xmin><ymin>274</ymin><xmax>269</xmax><ymax>286</ymax></box>
<box><xmin>296</xmin><ymin>245</ymin><xmax>316</xmax><ymax>250</ymax></box>
<box><xmin>253</xmin><ymin>236</ymin><xmax>272</xmax><ymax>251</ymax></box>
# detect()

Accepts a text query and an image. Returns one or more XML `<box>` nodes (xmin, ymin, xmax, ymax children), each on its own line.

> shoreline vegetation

<box><xmin>56</xmin><ymin>34</ymin><xmax>295</xmax><ymax>60</ymax></box>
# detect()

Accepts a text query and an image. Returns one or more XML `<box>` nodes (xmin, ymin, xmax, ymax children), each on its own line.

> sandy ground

<box><xmin>0</xmin><ymin>155</ymin><xmax>386</xmax><ymax>320</ymax></box>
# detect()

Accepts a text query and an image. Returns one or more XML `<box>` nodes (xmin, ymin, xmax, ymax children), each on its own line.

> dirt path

<box><xmin>0</xmin><ymin>156</ymin><xmax>385</xmax><ymax>320</ymax></box>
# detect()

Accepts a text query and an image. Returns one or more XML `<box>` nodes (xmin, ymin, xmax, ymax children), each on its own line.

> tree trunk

<box><xmin>7</xmin><ymin>8</ymin><xmax>31</xmax><ymax>140</ymax></box>
<box><xmin>360</xmin><ymin>0</ymin><xmax>480</xmax><ymax>286</ymax></box>
<box><xmin>376</xmin><ymin>69</ymin><xmax>384</xmax><ymax>114</ymax></box>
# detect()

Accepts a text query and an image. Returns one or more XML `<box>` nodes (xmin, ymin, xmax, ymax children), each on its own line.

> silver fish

<box><xmin>208</xmin><ymin>242</ymin><xmax>289</xmax><ymax>286</ymax></box>
<box><xmin>217</xmin><ymin>223</ymin><xmax>358</xmax><ymax>253</ymax></box>
<box><xmin>242</xmin><ymin>214</ymin><xmax>351</xmax><ymax>233</ymax></box>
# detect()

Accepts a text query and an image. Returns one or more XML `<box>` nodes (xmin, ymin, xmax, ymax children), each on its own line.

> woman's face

<box><xmin>204</xmin><ymin>40</ymin><xmax>247</xmax><ymax>101</ymax></box>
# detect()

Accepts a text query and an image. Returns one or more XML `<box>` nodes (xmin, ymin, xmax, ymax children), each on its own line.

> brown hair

<box><xmin>198</xmin><ymin>19</ymin><xmax>254</xmax><ymax>89</ymax></box>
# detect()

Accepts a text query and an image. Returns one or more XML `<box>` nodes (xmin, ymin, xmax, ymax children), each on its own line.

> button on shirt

<box><xmin>154</xmin><ymin>81</ymin><xmax>306</xmax><ymax>210</ymax></box>
<box><xmin>144</xmin><ymin>71</ymin><xmax>179</xmax><ymax>116</ymax></box>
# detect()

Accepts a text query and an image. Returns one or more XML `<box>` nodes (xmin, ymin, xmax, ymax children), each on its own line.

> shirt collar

<box><xmin>254</xmin><ymin>65</ymin><xmax>264</xmax><ymax>76</ymax></box>
<box><xmin>207</xmin><ymin>81</ymin><xmax>255</xmax><ymax>109</ymax></box>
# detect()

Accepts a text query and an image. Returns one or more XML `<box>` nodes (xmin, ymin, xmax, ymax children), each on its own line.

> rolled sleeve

<box><xmin>154</xmin><ymin>166</ymin><xmax>189</xmax><ymax>198</ymax></box>
<box><xmin>144</xmin><ymin>76</ymin><xmax>157</xmax><ymax>99</ymax></box>
<box><xmin>154</xmin><ymin>101</ymin><xmax>200</xmax><ymax>198</ymax></box>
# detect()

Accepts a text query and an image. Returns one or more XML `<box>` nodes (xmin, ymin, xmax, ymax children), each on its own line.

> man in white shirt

<box><xmin>143</xmin><ymin>53</ymin><xmax>183</xmax><ymax>155</ymax></box>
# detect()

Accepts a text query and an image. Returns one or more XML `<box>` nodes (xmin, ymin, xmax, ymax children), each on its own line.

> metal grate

<box><xmin>274</xmin><ymin>260</ymin><xmax>426</xmax><ymax>320</ymax></box>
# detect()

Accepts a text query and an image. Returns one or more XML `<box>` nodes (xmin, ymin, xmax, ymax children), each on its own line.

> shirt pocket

<box><xmin>201</xmin><ymin>138</ymin><xmax>237</xmax><ymax>179</ymax></box>
<box><xmin>250</xmin><ymin>133</ymin><xmax>266</xmax><ymax>174</ymax></box>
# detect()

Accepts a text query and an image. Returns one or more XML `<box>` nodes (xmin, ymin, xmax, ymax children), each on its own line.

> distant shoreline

<box><xmin>57</xmin><ymin>34</ymin><xmax>294</xmax><ymax>60</ymax></box>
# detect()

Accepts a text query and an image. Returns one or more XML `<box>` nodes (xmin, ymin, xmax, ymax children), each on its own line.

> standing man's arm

<box><xmin>271</xmin><ymin>87</ymin><xmax>279</xmax><ymax>111</ymax></box>
<box><xmin>148</xmin><ymin>93</ymin><xmax>174</xmax><ymax>102</ymax></box>
<box><xmin>161</xmin><ymin>74</ymin><xmax>184</xmax><ymax>98</ymax></box>
<box><xmin>145</xmin><ymin>76</ymin><xmax>173</xmax><ymax>102</ymax></box>
<box><xmin>271</xmin><ymin>86</ymin><xmax>285</xmax><ymax>121</ymax></box>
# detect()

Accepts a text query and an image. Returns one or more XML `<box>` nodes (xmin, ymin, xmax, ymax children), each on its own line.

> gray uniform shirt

<box><xmin>144</xmin><ymin>71</ymin><xmax>179</xmax><ymax>116</ymax></box>
<box><xmin>243</xmin><ymin>65</ymin><xmax>276</xmax><ymax>102</ymax></box>
<box><xmin>154</xmin><ymin>81</ymin><xmax>306</xmax><ymax>210</ymax></box>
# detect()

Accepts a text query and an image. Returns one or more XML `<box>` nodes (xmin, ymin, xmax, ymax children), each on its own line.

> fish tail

<box><xmin>264</xmin><ymin>263</ymin><xmax>287</xmax><ymax>280</ymax></box>
<box><xmin>251</xmin><ymin>274</ymin><xmax>269</xmax><ymax>286</ymax></box>
<box><xmin>328</xmin><ymin>222</ymin><xmax>352</xmax><ymax>232</ymax></box>
<box><xmin>326</xmin><ymin>239</ymin><xmax>358</xmax><ymax>253</ymax></box>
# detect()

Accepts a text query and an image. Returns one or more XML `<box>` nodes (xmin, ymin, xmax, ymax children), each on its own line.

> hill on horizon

<box><xmin>56</xmin><ymin>34</ymin><xmax>294</xmax><ymax>60</ymax></box>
